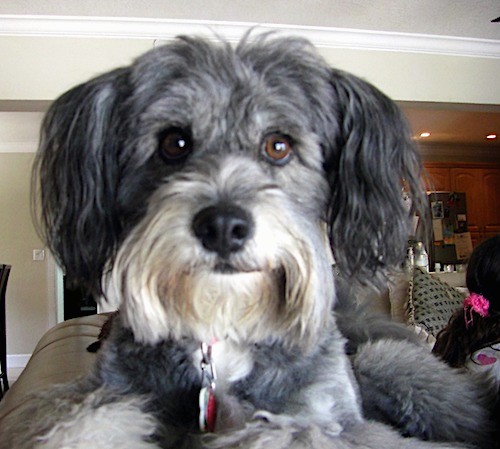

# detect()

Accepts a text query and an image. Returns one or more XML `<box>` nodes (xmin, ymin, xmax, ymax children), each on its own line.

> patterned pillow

<box><xmin>407</xmin><ymin>268</ymin><xmax>466</xmax><ymax>337</ymax></box>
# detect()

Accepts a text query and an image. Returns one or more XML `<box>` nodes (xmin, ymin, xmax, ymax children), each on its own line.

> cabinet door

<box><xmin>424</xmin><ymin>167</ymin><xmax>451</xmax><ymax>191</ymax></box>
<box><xmin>481</xmin><ymin>169</ymin><xmax>500</xmax><ymax>233</ymax></box>
<box><xmin>450</xmin><ymin>168</ymin><xmax>483</xmax><ymax>231</ymax></box>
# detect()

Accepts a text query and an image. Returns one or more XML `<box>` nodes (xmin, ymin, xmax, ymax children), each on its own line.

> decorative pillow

<box><xmin>407</xmin><ymin>268</ymin><xmax>467</xmax><ymax>337</ymax></box>
<box><xmin>412</xmin><ymin>324</ymin><xmax>437</xmax><ymax>348</ymax></box>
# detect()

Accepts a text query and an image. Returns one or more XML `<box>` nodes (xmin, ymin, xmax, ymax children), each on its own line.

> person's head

<box><xmin>433</xmin><ymin>234</ymin><xmax>500</xmax><ymax>367</ymax></box>
<box><xmin>466</xmin><ymin>234</ymin><xmax>500</xmax><ymax>313</ymax></box>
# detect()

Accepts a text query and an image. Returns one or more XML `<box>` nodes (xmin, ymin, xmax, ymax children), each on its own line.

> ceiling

<box><xmin>1</xmin><ymin>0</ymin><xmax>499</xmax><ymax>152</ymax></box>
<box><xmin>399</xmin><ymin>102</ymin><xmax>500</xmax><ymax>148</ymax></box>
<box><xmin>1</xmin><ymin>0</ymin><xmax>499</xmax><ymax>40</ymax></box>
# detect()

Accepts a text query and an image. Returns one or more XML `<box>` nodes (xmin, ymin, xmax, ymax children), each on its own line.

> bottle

<box><xmin>414</xmin><ymin>242</ymin><xmax>429</xmax><ymax>272</ymax></box>
<box><xmin>405</xmin><ymin>244</ymin><xmax>415</xmax><ymax>271</ymax></box>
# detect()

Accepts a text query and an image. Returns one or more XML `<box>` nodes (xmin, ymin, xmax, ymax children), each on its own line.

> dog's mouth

<box><xmin>213</xmin><ymin>260</ymin><xmax>261</xmax><ymax>274</ymax></box>
<box><xmin>214</xmin><ymin>261</ymin><xmax>240</xmax><ymax>274</ymax></box>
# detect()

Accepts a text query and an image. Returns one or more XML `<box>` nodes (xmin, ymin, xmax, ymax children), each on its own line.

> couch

<box><xmin>0</xmin><ymin>269</ymin><xmax>467</xmax><ymax>427</ymax></box>
<box><xmin>0</xmin><ymin>314</ymin><xmax>108</xmax><ymax>425</ymax></box>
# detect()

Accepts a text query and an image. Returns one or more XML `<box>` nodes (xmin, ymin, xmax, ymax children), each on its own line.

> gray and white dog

<box><xmin>0</xmin><ymin>34</ymin><xmax>494</xmax><ymax>448</ymax></box>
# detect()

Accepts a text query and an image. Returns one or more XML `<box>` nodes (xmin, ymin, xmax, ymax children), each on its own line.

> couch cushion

<box><xmin>388</xmin><ymin>272</ymin><xmax>411</xmax><ymax>323</ymax></box>
<box><xmin>0</xmin><ymin>314</ymin><xmax>108</xmax><ymax>422</ymax></box>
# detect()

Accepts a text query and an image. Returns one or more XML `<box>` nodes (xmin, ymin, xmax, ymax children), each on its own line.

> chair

<box><xmin>0</xmin><ymin>264</ymin><xmax>11</xmax><ymax>399</ymax></box>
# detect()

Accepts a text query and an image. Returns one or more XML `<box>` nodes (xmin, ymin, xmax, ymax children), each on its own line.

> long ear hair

<box><xmin>32</xmin><ymin>68</ymin><xmax>130</xmax><ymax>294</ymax></box>
<box><xmin>324</xmin><ymin>70</ymin><xmax>427</xmax><ymax>286</ymax></box>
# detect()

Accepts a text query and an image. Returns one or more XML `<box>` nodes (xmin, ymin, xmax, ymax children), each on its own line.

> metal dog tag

<box><xmin>199</xmin><ymin>342</ymin><xmax>217</xmax><ymax>432</ymax></box>
<box><xmin>199</xmin><ymin>384</ymin><xmax>217</xmax><ymax>432</ymax></box>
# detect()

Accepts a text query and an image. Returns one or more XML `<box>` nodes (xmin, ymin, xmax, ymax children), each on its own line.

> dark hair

<box><xmin>433</xmin><ymin>235</ymin><xmax>500</xmax><ymax>367</ymax></box>
<box><xmin>466</xmin><ymin>235</ymin><xmax>500</xmax><ymax>309</ymax></box>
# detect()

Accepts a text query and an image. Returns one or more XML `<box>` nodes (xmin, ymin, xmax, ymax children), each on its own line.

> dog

<box><xmin>0</xmin><ymin>33</ymin><xmax>494</xmax><ymax>449</ymax></box>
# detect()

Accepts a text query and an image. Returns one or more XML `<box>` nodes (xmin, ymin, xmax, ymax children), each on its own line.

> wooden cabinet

<box><xmin>424</xmin><ymin>167</ymin><xmax>451</xmax><ymax>191</ymax></box>
<box><xmin>450</xmin><ymin>168</ymin><xmax>484</xmax><ymax>244</ymax></box>
<box><xmin>424</xmin><ymin>164</ymin><xmax>500</xmax><ymax>246</ymax></box>
<box><xmin>479</xmin><ymin>169</ymin><xmax>500</xmax><ymax>240</ymax></box>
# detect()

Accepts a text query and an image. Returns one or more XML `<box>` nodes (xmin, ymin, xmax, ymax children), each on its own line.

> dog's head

<box><xmin>34</xmin><ymin>34</ymin><xmax>426</xmax><ymax>348</ymax></box>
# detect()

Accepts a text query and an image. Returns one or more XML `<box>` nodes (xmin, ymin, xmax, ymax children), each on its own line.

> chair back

<box><xmin>0</xmin><ymin>264</ymin><xmax>11</xmax><ymax>396</ymax></box>
<box><xmin>0</xmin><ymin>265</ymin><xmax>11</xmax><ymax>303</ymax></box>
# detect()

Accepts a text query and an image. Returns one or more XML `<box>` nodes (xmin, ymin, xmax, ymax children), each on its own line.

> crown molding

<box><xmin>1</xmin><ymin>14</ymin><xmax>499</xmax><ymax>58</ymax></box>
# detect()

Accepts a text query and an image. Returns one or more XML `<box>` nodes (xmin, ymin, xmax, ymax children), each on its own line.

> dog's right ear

<box><xmin>33</xmin><ymin>68</ymin><xmax>129</xmax><ymax>294</ymax></box>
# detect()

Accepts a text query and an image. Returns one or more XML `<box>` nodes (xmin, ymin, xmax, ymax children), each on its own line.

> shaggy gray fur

<box><xmin>0</xmin><ymin>33</ymin><xmax>494</xmax><ymax>449</ymax></box>
<box><xmin>353</xmin><ymin>339</ymin><xmax>494</xmax><ymax>447</ymax></box>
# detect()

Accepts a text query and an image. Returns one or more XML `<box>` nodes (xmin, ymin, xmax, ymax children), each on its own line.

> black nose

<box><xmin>192</xmin><ymin>204</ymin><xmax>253</xmax><ymax>258</ymax></box>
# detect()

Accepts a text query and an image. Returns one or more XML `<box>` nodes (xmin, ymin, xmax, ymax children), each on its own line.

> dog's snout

<box><xmin>192</xmin><ymin>204</ymin><xmax>254</xmax><ymax>258</ymax></box>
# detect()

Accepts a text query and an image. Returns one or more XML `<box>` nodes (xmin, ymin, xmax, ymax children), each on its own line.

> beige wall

<box><xmin>317</xmin><ymin>48</ymin><xmax>500</xmax><ymax>105</ymax></box>
<box><xmin>0</xmin><ymin>37</ymin><xmax>152</xmax><ymax>101</ymax></box>
<box><xmin>0</xmin><ymin>152</ymin><xmax>54</xmax><ymax>355</ymax></box>
<box><xmin>0</xmin><ymin>36</ymin><xmax>499</xmax><ymax>104</ymax></box>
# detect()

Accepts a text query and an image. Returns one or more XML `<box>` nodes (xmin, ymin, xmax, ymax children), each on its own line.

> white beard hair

<box><xmin>107</xmin><ymin>157</ymin><xmax>334</xmax><ymax>350</ymax></box>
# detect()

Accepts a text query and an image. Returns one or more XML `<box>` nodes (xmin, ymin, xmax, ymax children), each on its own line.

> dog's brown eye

<box><xmin>263</xmin><ymin>134</ymin><xmax>293</xmax><ymax>165</ymax></box>
<box><xmin>159</xmin><ymin>128</ymin><xmax>192</xmax><ymax>163</ymax></box>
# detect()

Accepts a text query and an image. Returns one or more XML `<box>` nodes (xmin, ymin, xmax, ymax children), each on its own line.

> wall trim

<box><xmin>0</xmin><ymin>14</ymin><xmax>499</xmax><ymax>58</ymax></box>
<box><xmin>0</xmin><ymin>141</ymin><xmax>38</xmax><ymax>153</ymax></box>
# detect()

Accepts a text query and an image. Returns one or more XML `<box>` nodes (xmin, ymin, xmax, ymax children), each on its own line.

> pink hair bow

<box><xmin>464</xmin><ymin>293</ymin><xmax>490</xmax><ymax>328</ymax></box>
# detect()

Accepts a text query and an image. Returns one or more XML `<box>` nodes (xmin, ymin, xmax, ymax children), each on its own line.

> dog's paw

<box><xmin>203</xmin><ymin>417</ymin><xmax>466</xmax><ymax>449</ymax></box>
<box><xmin>251</xmin><ymin>410</ymin><xmax>296</xmax><ymax>428</ymax></box>
<box><xmin>353</xmin><ymin>339</ymin><xmax>494</xmax><ymax>447</ymax></box>
<box><xmin>203</xmin><ymin>412</ymin><xmax>342</xmax><ymax>449</ymax></box>
<box><xmin>253</xmin><ymin>410</ymin><xmax>344</xmax><ymax>436</ymax></box>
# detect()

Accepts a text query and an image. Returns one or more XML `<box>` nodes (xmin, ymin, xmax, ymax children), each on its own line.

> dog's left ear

<box><xmin>324</xmin><ymin>69</ymin><xmax>427</xmax><ymax>285</ymax></box>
